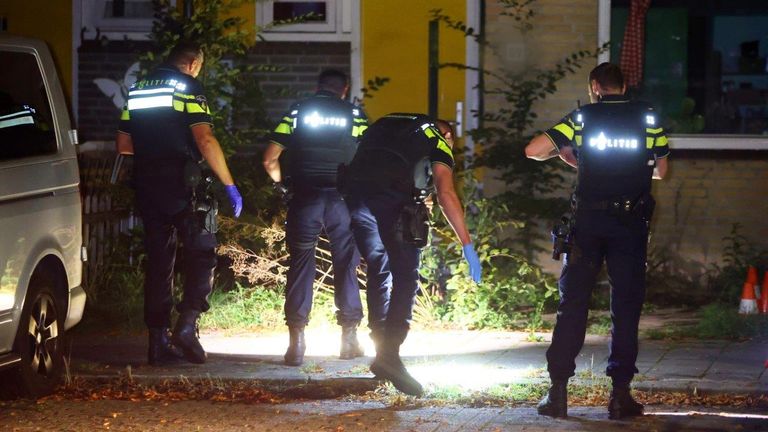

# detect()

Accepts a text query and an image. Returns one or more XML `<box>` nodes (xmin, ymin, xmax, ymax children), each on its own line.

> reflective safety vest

<box><xmin>345</xmin><ymin>113</ymin><xmax>452</xmax><ymax>199</ymax></box>
<box><xmin>570</xmin><ymin>99</ymin><xmax>668</xmax><ymax>201</ymax></box>
<box><xmin>270</xmin><ymin>91</ymin><xmax>367</xmax><ymax>188</ymax></box>
<box><xmin>118</xmin><ymin>66</ymin><xmax>211</xmax><ymax>163</ymax></box>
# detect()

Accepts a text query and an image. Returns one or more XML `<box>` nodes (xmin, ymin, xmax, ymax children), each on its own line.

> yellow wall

<box><xmin>361</xmin><ymin>1</ymin><xmax>466</xmax><ymax>122</ymax></box>
<box><xmin>0</xmin><ymin>0</ymin><xmax>73</xmax><ymax>101</ymax></box>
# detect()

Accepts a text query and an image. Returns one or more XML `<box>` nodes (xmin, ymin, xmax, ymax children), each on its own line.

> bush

<box><xmin>417</xmin><ymin>174</ymin><xmax>558</xmax><ymax>330</ymax></box>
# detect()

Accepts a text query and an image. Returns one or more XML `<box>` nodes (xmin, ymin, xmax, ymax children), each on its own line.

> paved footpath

<box><xmin>2</xmin><ymin>399</ymin><xmax>767</xmax><ymax>431</ymax></box>
<box><xmin>68</xmin><ymin>320</ymin><xmax>768</xmax><ymax>396</ymax></box>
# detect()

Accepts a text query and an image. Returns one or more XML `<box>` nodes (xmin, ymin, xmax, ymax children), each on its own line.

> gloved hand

<box><xmin>462</xmin><ymin>243</ymin><xmax>482</xmax><ymax>283</ymax></box>
<box><xmin>224</xmin><ymin>184</ymin><xmax>242</xmax><ymax>218</ymax></box>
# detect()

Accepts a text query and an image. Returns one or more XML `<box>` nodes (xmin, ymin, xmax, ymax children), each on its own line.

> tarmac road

<box><xmin>1</xmin><ymin>398</ymin><xmax>767</xmax><ymax>431</ymax></box>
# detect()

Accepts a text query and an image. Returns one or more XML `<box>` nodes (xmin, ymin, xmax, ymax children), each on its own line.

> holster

<box><xmin>188</xmin><ymin>161</ymin><xmax>218</xmax><ymax>234</ymax></box>
<box><xmin>399</xmin><ymin>201</ymin><xmax>430</xmax><ymax>248</ymax></box>
<box><xmin>633</xmin><ymin>193</ymin><xmax>656</xmax><ymax>225</ymax></box>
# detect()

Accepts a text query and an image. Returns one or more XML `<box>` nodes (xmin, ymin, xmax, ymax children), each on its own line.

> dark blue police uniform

<box><xmin>543</xmin><ymin>95</ymin><xmax>670</xmax><ymax>387</ymax></box>
<box><xmin>269</xmin><ymin>90</ymin><xmax>368</xmax><ymax>327</ymax></box>
<box><xmin>118</xmin><ymin>65</ymin><xmax>217</xmax><ymax>329</ymax></box>
<box><xmin>344</xmin><ymin>113</ymin><xmax>454</xmax><ymax>334</ymax></box>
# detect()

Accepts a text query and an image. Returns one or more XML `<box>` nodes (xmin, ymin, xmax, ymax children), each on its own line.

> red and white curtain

<box><xmin>620</xmin><ymin>0</ymin><xmax>652</xmax><ymax>88</ymax></box>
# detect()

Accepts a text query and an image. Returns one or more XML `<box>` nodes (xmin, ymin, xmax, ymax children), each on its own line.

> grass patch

<box><xmin>586</xmin><ymin>313</ymin><xmax>612</xmax><ymax>336</ymax></box>
<box><xmin>200</xmin><ymin>283</ymin><xmax>285</xmax><ymax>331</ymax></box>
<box><xmin>644</xmin><ymin>303</ymin><xmax>768</xmax><ymax>340</ymax></box>
<box><xmin>299</xmin><ymin>362</ymin><xmax>324</xmax><ymax>374</ymax></box>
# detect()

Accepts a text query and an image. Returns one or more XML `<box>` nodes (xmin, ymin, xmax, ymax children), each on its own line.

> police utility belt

<box><xmin>571</xmin><ymin>193</ymin><xmax>655</xmax><ymax>222</ymax></box>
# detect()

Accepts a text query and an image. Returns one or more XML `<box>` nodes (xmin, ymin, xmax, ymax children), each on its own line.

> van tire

<box><xmin>11</xmin><ymin>270</ymin><xmax>64</xmax><ymax>398</ymax></box>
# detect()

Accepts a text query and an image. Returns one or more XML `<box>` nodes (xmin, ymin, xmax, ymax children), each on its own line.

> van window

<box><xmin>0</xmin><ymin>50</ymin><xmax>57</xmax><ymax>160</ymax></box>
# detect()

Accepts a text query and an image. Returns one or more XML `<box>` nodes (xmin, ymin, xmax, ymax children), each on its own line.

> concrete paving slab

<box><xmin>67</xmin><ymin>327</ymin><xmax>768</xmax><ymax>396</ymax></box>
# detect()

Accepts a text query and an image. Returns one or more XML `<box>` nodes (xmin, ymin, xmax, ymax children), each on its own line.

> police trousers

<box><xmin>284</xmin><ymin>188</ymin><xmax>363</xmax><ymax>327</ymax></box>
<box><xmin>546</xmin><ymin>209</ymin><xmax>648</xmax><ymax>387</ymax></box>
<box><xmin>347</xmin><ymin>194</ymin><xmax>421</xmax><ymax>333</ymax></box>
<box><xmin>138</xmin><ymin>203</ymin><xmax>217</xmax><ymax>329</ymax></box>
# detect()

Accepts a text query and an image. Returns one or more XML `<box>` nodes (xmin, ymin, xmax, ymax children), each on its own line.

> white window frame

<box><xmin>598</xmin><ymin>0</ymin><xmax>768</xmax><ymax>150</ymax></box>
<box><xmin>257</xmin><ymin>0</ymin><xmax>338</xmax><ymax>34</ymax></box>
<box><xmin>256</xmin><ymin>0</ymin><xmax>361</xmax><ymax>103</ymax></box>
<box><xmin>257</xmin><ymin>0</ymin><xmax>356</xmax><ymax>40</ymax></box>
<box><xmin>79</xmin><ymin>0</ymin><xmax>175</xmax><ymax>41</ymax></box>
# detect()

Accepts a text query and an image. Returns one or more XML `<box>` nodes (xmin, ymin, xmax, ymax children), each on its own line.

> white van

<box><xmin>0</xmin><ymin>35</ymin><xmax>86</xmax><ymax>397</ymax></box>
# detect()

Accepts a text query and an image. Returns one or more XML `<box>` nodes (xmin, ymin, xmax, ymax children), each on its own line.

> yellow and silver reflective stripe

<box><xmin>129</xmin><ymin>87</ymin><xmax>175</xmax><ymax>96</ymax></box>
<box><xmin>655</xmin><ymin>135</ymin><xmax>668</xmax><ymax>147</ymax></box>
<box><xmin>186</xmin><ymin>102</ymin><xmax>208</xmax><ymax>114</ymax></box>
<box><xmin>274</xmin><ymin>116</ymin><xmax>293</xmax><ymax>134</ymax></box>
<box><xmin>0</xmin><ymin>110</ymin><xmax>34</xmax><ymax>129</ymax></box>
<box><xmin>645</xmin><ymin>127</ymin><xmax>665</xmax><ymax>148</ymax></box>
<box><xmin>128</xmin><ymin>95</ymin><xmax>174</xmax><ymax>110</ymax></box>
<box><xmin>120</xmin><ymin>107</ymin><xmax>130</xmax><ymax>121</ymax></box>
<box><xmin>436</xmin><ymin>137</ymin><xmax>453</xmax><ymax>159</ymax></box>
<box><xmin>553</xmin><ymin>122</ymin><xmax>575</xmax><ymax>141</ymax></box>
<box><xmin>352</xmin><ymin>124</ymin><xmax>368</xmax><ymax>137</ymax></box>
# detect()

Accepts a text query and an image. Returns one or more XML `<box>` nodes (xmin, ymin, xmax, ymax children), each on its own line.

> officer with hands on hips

<box><xmin>262</xmin><ymin>70</ymin><xmax>368</xmax><ymax>366</ymax></box>
<box><xmin>116</xmin><ymin>40</ymin><xmax>243</xmax><ymax>365</ymax></box>
<box><xmin>525</xmin><ymin>62</ymin><xmax>669</xmax><ymax>419</ymax></box>
<box><xmin>342</xmin><ymin>114</ymin><xmax>482</xmax><ymax>396</ymax></box>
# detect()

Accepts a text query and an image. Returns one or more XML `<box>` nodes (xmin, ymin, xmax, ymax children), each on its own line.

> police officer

<box><xmin>525</xmin><ymin>63</ymin><xmax>670</xmax><ymax>419</ymax></box>
<box><xmin>262</xmin><ymin>70</ymin><xmax>367</xmax><ymax>366</ymax></box>
<box><xmin>116</xmin><ymin>41</ymin><xmax>243</xmax><ymax>365</ymax></box>
<box><xmin>343</xmin><ymin>114</ymin><xmax>482</xmax><ymax>396</ymax></box>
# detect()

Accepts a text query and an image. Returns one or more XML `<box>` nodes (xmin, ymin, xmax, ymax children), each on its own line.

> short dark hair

<box><xmin>318</xmin><ymin>69</ymin><xmax>348</xmax><ymax>95</ymax></box>
<box><xmin>589</xmin><ymin>62</ymin><xmax>624</xmax><ymax>91</ymax></box>
<box><xmin>435</xmin><ymin>119</ymin><xmax>453</xmax><ymax>137</ymax></box>
<box><xmin>167</xmin><ymin>40</ymin><xmax>203</xmax><ymax>67</ymax></box>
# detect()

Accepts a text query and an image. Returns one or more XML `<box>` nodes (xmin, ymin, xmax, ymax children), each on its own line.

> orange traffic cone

<box><xmin>747</xmin><ymin>266</ymin><xmax>759</xmax><ymax>284</ymax></box>
<box><xmin>760</xmin><ymin>272</ymin><xmax>768</xmax><ymax>314</ymax></box>
<box><xmin>748</xmin><ymin>266</ymin><xmax>761</xmax><ymax>300</ymax></box>
<box><xmin>739</xmin><ymin>278</ymin><xmax>758</xmax><ymax>315</ymax></box>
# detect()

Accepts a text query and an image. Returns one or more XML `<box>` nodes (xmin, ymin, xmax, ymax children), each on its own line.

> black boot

<box><xmin>284</xmin><ymin>326</ymin><xmax>306</xmax><ymax>366</ymax></box>
<box><xmin>172</xmin><ymin>310</ymin><xmax>206</xmax><ymax>364</ymax></box>
<box><xmin>537</xmin><ymin>379</ymin><xmax>568</xmax><ymax>418</ymax></box>
<box><xmin>608</xmin><ymin>385</ymin><xmax>644</xmax><ymax>420</ymax></box>
<box><xmin>340</xmin><ymin>324</ymin><xmax>364</xmax><ymax>359</ymax></box>
<box><xmin>370</xmin><ymin>327</ymin><xmax>423</xmax><ymax>397</ymax></box>
<box><xmin>148</xmin><ymin>327</ymin><xmax>184</xmax><ymax>365</ymax></box>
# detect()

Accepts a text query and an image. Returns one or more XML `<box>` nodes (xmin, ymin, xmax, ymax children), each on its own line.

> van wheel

<box><xmin>12</xmin><ymin>271</ymin><xmax>64</xmax><ymax>398</ymax></box>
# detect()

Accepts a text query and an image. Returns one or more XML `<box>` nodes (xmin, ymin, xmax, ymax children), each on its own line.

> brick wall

<box><xmin>78</xmin><ymin>40</ymin><xmax>150</xmax><ymax>142</ymax></box>
<box><xmin>651</xmin><ymin>151</ymin><xmax>768</xmax><ymax>271</ymax></box>
<box><xmin>77</xmin><ymin>40</ymin><xmax>351</xmax><ymax>141</ymax></box>
<box><xmin>483</xmin><ymin>0</ymin><xmax>768</xmax><ymax>275</ymax></box>
<box><xmin>484</xmin><ymin>0</ymin><xmax>598</xmax><ymax>133</ymax></box>
<box><xmin>248</xmin><ymin>42</ymin><xmax>351</xmax><ymax>123</ymax></box>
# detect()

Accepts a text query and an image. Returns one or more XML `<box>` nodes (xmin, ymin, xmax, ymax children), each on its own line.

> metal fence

<box><xmin>77</xmin><ymin>143</ymin><xmax>136</xmax><ymax>289</ymax></box>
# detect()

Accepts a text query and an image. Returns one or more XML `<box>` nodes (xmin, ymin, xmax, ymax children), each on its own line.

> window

<box><xmin>258</xmin><ymin>0</ymin><xmax>354</xmax><ymax>37</ymax></box>
<box><xmin>0</xmin><ymin>51</ymin><xmax>57</xmax><ymax>160</ymax></box>
<box><xmin>610</xmin><ymin>0</ymin><xmax>768</xmax><ymax>137</ymax></box>
<box><xmin>80</xmin><ymin>0</ymin><xmax>175</xmax><ymax>38</ymax></box>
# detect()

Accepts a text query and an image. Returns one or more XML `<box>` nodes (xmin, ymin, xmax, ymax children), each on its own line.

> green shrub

<box><xmin>417</xmin><ymin>175</ymin><xmax>558</xmax><ymax>330</ymax></box>
<box><xmin>706</xmin><ymin>224</ymin><xmax>768</xmax><ymax>305</ymax></box>
<box><xmin>696</xmin><ymin>304</ymin><xmax>768</xmax><ymax>339</ymax></box>
<box><xmin>200</xmin><ymin>283</ymin><xmax>285</xmax><ymax>331</ymax></box>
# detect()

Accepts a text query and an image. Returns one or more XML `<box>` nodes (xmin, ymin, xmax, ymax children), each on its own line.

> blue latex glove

<box><xmin>224</xmin><ymin>184</ymin><xmax>242</xmax><ymax>218</ymax></box>
<box><xmin>462</xmin><ymin>243</ymin><xmax>482</xmax><ymax>283</ymax></box>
